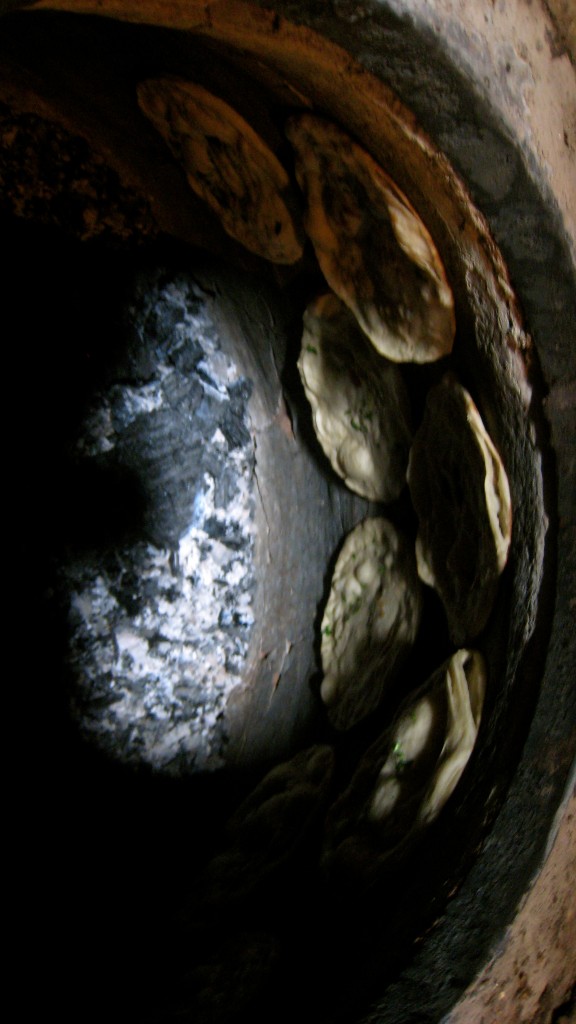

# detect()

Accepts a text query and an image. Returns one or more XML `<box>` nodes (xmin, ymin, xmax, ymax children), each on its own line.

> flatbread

<box><xmin>138</xmin><ymin>77</ymin><xmax>304</xmax><ymax>263</ymax></box>
<box><xmin>195</xmin><ymin>745</ymin><xmax>335</xmax><ymax>911</ymax></box>
<box><xmin>298</xmin><ymin>293</ymin><xmax>412</xmax><ymax>502</ymax></box>
<box><xmin>407</xmin><ymin>375</ymin><xmax>512</xmax><ymax>643</ymax></box>
<box><xmin>323</xmin><ymin>648</ymin><xmax>486</xmax><ymax>873</ymax></box>
<box><xmin>285</xmin><ymin>114</ymin><xmax>455</xmax><ymax>362</ymax></box>
<box><xmin>320</xmin><ymin>517</ymin><xmax>422</xmax><ymax>730</ymax></box>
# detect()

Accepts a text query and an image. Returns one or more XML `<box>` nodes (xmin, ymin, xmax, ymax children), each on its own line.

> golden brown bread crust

<box><xmin>285</xmin><ymin>113</ymin><xmax>455</xmax><ymax>363</ymax></box>
<box><xmin>138</xmin><ymin>77</ymin><xmax>304</xmax><ymax>263</ymax></box>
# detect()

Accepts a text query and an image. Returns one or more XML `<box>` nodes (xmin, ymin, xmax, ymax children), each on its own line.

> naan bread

<box><xmin>285</xmin><ymin>114</ymin><xmax>455</xmax><ymax>362</ymax></box>
<box><xmin>323</xmin><ymin>649</ymin><xmax>486</xmax><ymax>873</ymax></box>
<box><xmin>298</xmin><ymin>293</ymin><xmax>412</xmax><ymax>502</ymax></box>
<box><xmin>320</xmin><ymin>518</ymin><xmax>422</xmax><ymax>731</ymax></box>
<box><xmin>407</xmin><ymin>376</ymin><xmax>512</xmax><ymax>644</ymax></box>
<box><xmin>138</xmin><ymin>77</ymin><xmax>304</xmax><ymax>263</ymax></box>
<box><xmin>195</xmin><ymin>745</ymin><xmax>335</xmax><ymax>911</ymax></box>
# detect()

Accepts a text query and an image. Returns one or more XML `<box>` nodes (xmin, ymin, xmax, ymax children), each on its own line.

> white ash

<box><xmin>61</xmin><ymin>273</ymin><xmax>257</xmax><ymax>774</ymax></box>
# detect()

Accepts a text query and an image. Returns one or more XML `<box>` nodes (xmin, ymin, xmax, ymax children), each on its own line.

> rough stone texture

<box><xmin>545</xmin><ymin>0</ymin><xmax>576</xmax><ymax>61</ymax></box>
<box><xmin>0</xmin><ymin>101</ymin><xmax>156</xmax><ymax>242</ymax></box>
<box><xmin>448</xmin><ymin>787</ymin><xmax>576</xmax><ymax>1024</ymax></box>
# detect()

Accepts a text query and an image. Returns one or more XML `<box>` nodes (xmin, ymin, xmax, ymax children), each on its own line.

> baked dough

<box><xmin>298</xmin><ymin>293</ymin><xmax>412</xmax><ymax>501</ymax></box>
<box><xmin>320</xmin><ymin>517</ymin><xmax>422</xmax><ymax>731</ymax></box>
<box><xmin>138</xmin><ymin>77</ymin><xmax>304</xmax><ymax>263</ymax></box>
<box><xmin>285</xmin><ymin>114</ymin><xmax>455</xmax><ymax>362</ymax></box>
<box><xmin>323</xmin><ymin>648</ymin><xmax>486</xmax><ymax>872</ymax></box>
<box><xmin>407</xmin><ymin>375</ymin><xmax>512</xmax><ymax>643</ymax></box>
<box><xmin>195</xmin><ymin>745</ymin><xmax>335</xmax><ymax>910</ymax></box>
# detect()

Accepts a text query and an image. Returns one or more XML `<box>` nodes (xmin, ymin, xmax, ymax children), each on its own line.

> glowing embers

<box><xmin>63</xmin><ymin>274</ymin><xmax>257</xmax><ymax>773</ymax></box>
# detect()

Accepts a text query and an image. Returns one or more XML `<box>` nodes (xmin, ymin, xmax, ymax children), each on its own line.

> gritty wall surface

<box><xmin>449</xmin><ymin>788</ymin><xmax>576</xmax><ymax>1023</ymax></box>
<box><xmin>372</xmin><ymin>0</ymin><xmax>576</xmax><ymax>251</ymax></box>
<box><xmin>364</xmin><ymin>5</ymin><xmax>575</xmax><ymax>1021</ymax></box>
<box><xmin>546</xmin><ymin>0</ymin><xmax>576</xmax><ymax>58</ymax></box>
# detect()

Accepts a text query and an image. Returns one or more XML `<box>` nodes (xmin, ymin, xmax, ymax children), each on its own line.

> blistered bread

<box><xmin>407</xmin><ymin>376</ymin><xmax>512</xmax><ymax>643</ymax></box>
<box><xmin>138</xmin><ymin>77</ymin><xmax>304</xmax><ymax>263</ymax></box>
<box><xmin>195</xmin><ymin>745</ymin><xmax>335</xmax><ymax>910</ymax></box>
<box><xmin>323</xmin><ymin>648</ymin><xmax>486</xmax><ymax>873</ymax></box>
<box><xmin>298</xmin><ymin>293</ymin><xmax>412</xmax><ymax>501</ymax></box>
<box><xmin>285</xmin><ymin>114</ymin><xmax>455</xmax><ymax>362</ymax></box>
<box><xmin>320</xmin><ymin>518</ymin><xmax>422</xmax><ymax>730</ymax></box>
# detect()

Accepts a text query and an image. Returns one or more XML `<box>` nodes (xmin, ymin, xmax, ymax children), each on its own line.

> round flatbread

<box><xmin>285</xmin><ymin>113</ymin><xmax>455</xmax><ymax>362</ymax></box>
<box><xmin>195</xmin><ymin>745</ymin><xmax>335</xmax><ymax>911</ymax></box>
<box><xmin>138</xmin><ymin>77</ymin><xmax>304</xmax><ymax>263</ymax></box>
<box><xmin>407</xmin><ymin>375</ymin><xmax>512</xmax><ymax>644</ymax></box>
<box><xmin>320</xmin><ymin>517</ymin><xmax>422</xmax><ymax>731</ymax></box>
<box><xmin>298</xmin><ymin>293</ymin><xmax>412</xmax><ymax>502</ymax></box>
<box><xmin>323</xmin><ymin>648</ymin><xmax>486</xmax><ymax>873</ymax></box>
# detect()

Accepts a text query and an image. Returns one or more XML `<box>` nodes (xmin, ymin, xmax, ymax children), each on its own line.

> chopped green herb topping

<box><xmin>343</xmin><ymin>595</ymin><xmax>363</xmax><ymax>623</ymax></box>
<box><xmin>392</xmin><ymin>740</ymin><xmax>407</xmax><ymax>775</ymax></box>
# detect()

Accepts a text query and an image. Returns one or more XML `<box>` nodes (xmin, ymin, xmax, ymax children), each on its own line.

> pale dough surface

<box><xmin>298</xmin><ymin>293</ymin><xmax>412</xmax><ymax>502</ymax></box>
<box><xmin>320</xmin><ymin>517</ymin><xmax>422</xmax><ymax>730</ymax></box>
